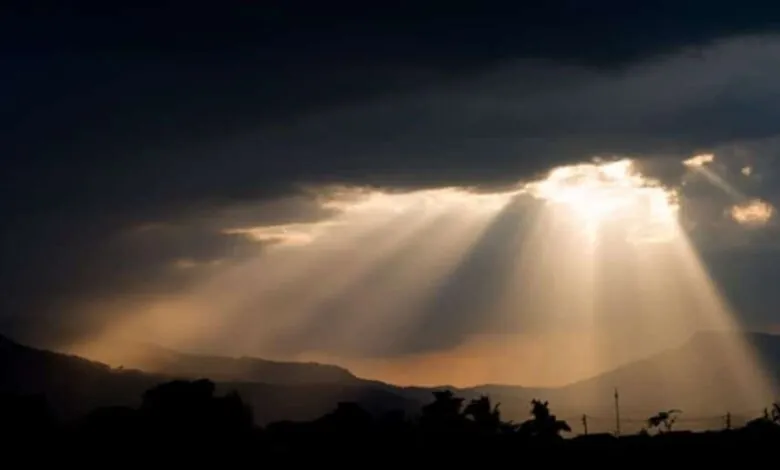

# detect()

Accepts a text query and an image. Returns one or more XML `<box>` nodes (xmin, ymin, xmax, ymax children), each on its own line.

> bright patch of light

<box><xmin>70</xmin><ymin>155</ymin><xmax>777</xmax><ymax>428</ymax></box>
<box><xmin>729</xmin><ymin>199</ymin><xmax>774</xmax><ymax>226</ymax></box>
<box><xmin>522</xmin><ymin>159</ymin><xmax>679</xmax><ymax>242</ymax></box>
<box><xmin>225</xmin><ymin>223</ymin><xmax>324</xmax><ymax>246</ymax></box>
<box><xmin>683</xmin><ymin>154</ymin><xmax>715</xmax><ymax>168</ymax></box>
<box><xmin>225</xmin><ymin>187</ymin><xmax>519</xmax><ymax>247</ymax></box>
<box><xmin>316</xmin><ymin>186</ymin><xmax>518</xmax><ymax>215</ymax></box>
<box><xmin>172</xmin><ymin>258</ymin><xmax>225</xmax><ymax>270</ymax></box>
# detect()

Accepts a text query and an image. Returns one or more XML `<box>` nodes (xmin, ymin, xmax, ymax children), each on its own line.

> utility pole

<box><xmin>614</xmin><ymin>387</ymin><xmax>621</xmax><ymax>437</ymax></box>
<box><xmin>582</xmin><ymin>414</ymin><xmax>589</xmax><ymax>436</ymax></box>
<box><xmin>725</xmin><ymin>412</ymin><xmax>732</xmax><ymax>430</ymax></box>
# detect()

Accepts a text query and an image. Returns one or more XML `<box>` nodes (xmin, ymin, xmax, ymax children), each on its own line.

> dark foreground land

<box><xmin>3</xmin><ymin>378</ymin><xmax>779</xmax><ymax>463</ymax></box>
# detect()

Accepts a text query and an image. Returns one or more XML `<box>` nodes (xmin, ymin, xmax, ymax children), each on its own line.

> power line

<box><xmin>552</xmin><ymin>410</ymin><xmax>765</xmax><ymax>437</ymax></box>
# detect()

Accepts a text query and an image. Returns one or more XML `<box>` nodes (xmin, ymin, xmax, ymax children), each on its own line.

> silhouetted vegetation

<box><xmin>647</xmin><ymin>409</ymin><xmax>682</xmax><ymax>433</ymax></box>
<box><xmin>2</xmin><ymin>378</ymin><xmax>779</xmax><ymax>461</ymax></box>
<box><xmin>3</xmin><ymin>334</ymin><xmax>780</xmax><ymax>461</ymax></box>
<box><xmin>519</xmin><ymin>398</ymin><xmax>572</xmax><ymax>439</ymax></box>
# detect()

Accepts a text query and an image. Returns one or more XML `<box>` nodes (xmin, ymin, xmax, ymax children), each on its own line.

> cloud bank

<box><xmin>4</xmin><ymin>7</ymin><xmax>780</xmax><ymax>385</ymax></box>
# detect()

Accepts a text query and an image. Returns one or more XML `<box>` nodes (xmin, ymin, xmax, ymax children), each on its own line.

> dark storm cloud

<box><xmin>6</xmin><ymin>4</ymin><xmax>780</xmax><ymax>217</ymax></box>
<box><xmin>4</xmin><ymin>3</ymin><xmax>780</xmax><ymax>347</ymax></box>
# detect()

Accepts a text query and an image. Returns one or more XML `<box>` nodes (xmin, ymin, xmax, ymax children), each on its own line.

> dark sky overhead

<box><xmin>3</xmin><ymin>3</ymin><xmax>780</xmax><ymax>379</ymax></box>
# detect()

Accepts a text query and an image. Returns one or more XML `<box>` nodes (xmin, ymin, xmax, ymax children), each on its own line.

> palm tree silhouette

<box><xmin>463</xmin><ymin>395</ymin><xmax>503</xmax><ymax>434</ymax></box>
<box><xmin>519</xmin><ymin>399</ymin><xmax>571</xmax><ymax>439</ymax></box>
<box><xmin>420</xmin><ymin>390</ymin><xmax>467</xmax><ymax>431</ymax></box>
<box><xmin>647</xmin><ymin>409</ymin><xmax>682</xmax><ymax>433</ymax></box>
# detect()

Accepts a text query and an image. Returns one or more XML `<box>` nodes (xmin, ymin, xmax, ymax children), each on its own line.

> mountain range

<box><xmin>1</xmin><ymin>331</ymin><xmax>778</xmax><ymax>433</ymax></box>
<box><xmin>87</xmin><ymin>341</ymin><xmax>361</xmax><ymax>385</ymax></box>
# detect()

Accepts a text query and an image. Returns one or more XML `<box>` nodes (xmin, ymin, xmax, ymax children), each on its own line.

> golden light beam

<box><xmin>71</xmin><ymin>186</ymin><xmax>520</xmax><ymax>366</ymax></box>
<box><xmin>683</xmin><ymin>153</ymin><xmax>775</xmax><ymax>227</ymax></box>
<box><xmin>224</xmin><ymin>209</ymin><xmax>450</xmax><ymax>353</ymax></box>
<box><xmin>666</xmin><ymin>226</ymin><xmax>777</xmax><ymax>408</ymax></box>
<box><xmin>232</xmin><ymin>209</ymin><xmax>470</xmax><ymax>355</ymax></box>
<box><xmin>68</xmin><ymin>198</ymin><xmax>440</xmax><ymax>360</ymax></box>
<box><xmin>120</xmin><ymin>206</ymin><xmax>446</xmax><ymax>357</ymax></box>
<box><xmin>490</xmin><ymin>157</ymin><xmax>777</xmax><ymax>417</ymax></box>
<box><xmin>683</xmin><ymin>154</ymin><xmax>747</xmax><ymax>201</ymax></box>
<box><xmin>287</xmin><ymin>210</ymin><xmax>499</xmax><ymax>358</ymax></box>
<box><xmin>70</xmin><ymin>157</ymin><xmax>777</xmax><ymax>425</ymax></box>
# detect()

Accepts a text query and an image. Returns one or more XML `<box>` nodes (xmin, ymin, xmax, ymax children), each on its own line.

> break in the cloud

<box><xmin>5</xmin><ymin>7</ymin><xmax>780</xmax><ymax>382</ymax></box>
<box><xmin>65</xmin><ymin>155</ymin><xmax>777</xmax><ymax>390</ymax></box>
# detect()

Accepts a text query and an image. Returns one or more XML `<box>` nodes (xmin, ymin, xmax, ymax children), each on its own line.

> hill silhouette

<box><xmin>556</xmin><ymin>331</ymin><xmax>779</xmax><ymax>413</ymax></box>
<box><xmin>0</xmin><ymin>334</ymin><xmax>162</xmax><ymax>420</ymax></box>
<box><xmin>86</xmin><ymin>340</ymin><xmax>359</xmax><ymax>385</ymax></box>
<box><xmin>0</xmin><ymin>334</ymin><xmax>420</xmax><ymax>423</ymax></box>
<box><xmin>454</xmin><ymin>332</ymin><xmax>780</xmax><ymax>432</ymax></box>
<box><xmin>2</xmin><ymin>346</ymin><xmax>778</xmax><ymax>462</ymax></box>
<box><xmin>1</xmin><ymin>331</ymin><xmax>778</xmax><ymax>427</ymax></box>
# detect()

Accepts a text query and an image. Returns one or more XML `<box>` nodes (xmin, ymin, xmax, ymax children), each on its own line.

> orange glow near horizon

<box><xmin>69</xmin><ymin>155</ymin><xmax>777</xmax><ymax>418</ymax></box>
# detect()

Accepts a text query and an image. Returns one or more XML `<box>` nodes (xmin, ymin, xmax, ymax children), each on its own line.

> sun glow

<box><xmin>522</xmin><ymin>159</ymin><xmax>680</xmax><ymax>243</ymax></box>
<box><xmin>70</xmin><ymin>155</ymin><xmax>776</xmax><ymax>431</ymax></box>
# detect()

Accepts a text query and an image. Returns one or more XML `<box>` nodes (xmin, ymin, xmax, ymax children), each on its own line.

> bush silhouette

<box><xmin>140</xmin><ymin>379</ymin><xmax>253</xmax><ymax>444</ymax></box>
<box><xmin>4</xmin><ymin>378</ymin><xmax>780</xmax><ymax>460</ymax></box>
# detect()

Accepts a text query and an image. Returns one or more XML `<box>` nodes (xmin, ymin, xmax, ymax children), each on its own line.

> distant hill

<box><xmin>0</xmin><ymin>334</ymin><xmax>162</xmax><ymax>419</ymax></box>
<box><xmin>556</xmin><ymin>331</ymin><xmax>779</xmax><ymax>413</ymax></box>
<box><xmin>0</xmin><ymin>334</ymin><xmax>419</xmax><ymax>423</ymax></box>
<box><xmin>454</xmin><ymin>331</ymin><xmax>780</xmax><ymax>434</ymax></box>
<box><xmin>1</xmin><ymin>331</ymin><xmax>779</xmax><ymax>428</ymax></box>
<box><xmin>85</xmin><ymin>341</ymin><xmax>359</xmax><ymax>385</ymax></box>
<box><xmin>364</xmin><ymin>331</ymin><xmax>780</xmax><ymax>433</ymax></box>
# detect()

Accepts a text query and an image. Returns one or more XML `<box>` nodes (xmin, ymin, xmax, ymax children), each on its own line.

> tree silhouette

<box><xmin>463</xmin><ymin>395</ymin><xmax>503</xmax><ymax>434</ymax></box>
<box><xmin>647</xmin><ymin>409</ymin><xmax>681</xmax><ymax>433</ymax></box>
<box><xmin>420</xmin><ymin>390</ymin><xmax>467</xmax><ymax>432</ymax></box>
<box><xmin>519</xmin><ymin>399</ymin><xmax>571</xmax><ymax>439</ymax></box>
<box><xmin>140</xmin><ymin>379</ymin><xmax>253</xmax><ymax>442</ymax></box>
<box><xmin>5</xmin><ymin>376</ymin><xmax>780</xmax><ymax>460</ymax></box>
<box><xmin>0</xmin><ymin>393</ymin><xmax>56</xmax><ymax>441</ymax></box>
<box><xmin>78</xmin><ymin>405</ymin><xmax>139</xmax><ymax>440</ymax></box>
<box><xmin>317</xmin><ymin>401</ymin><xmax>373</xmax><ymax>432</ymax></box>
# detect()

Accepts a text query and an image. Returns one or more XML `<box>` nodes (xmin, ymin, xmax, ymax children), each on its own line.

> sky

<box><xmin>4</xmin><ymin>3</ymin><xmax>780</xmax><ymax>387</ymax></box>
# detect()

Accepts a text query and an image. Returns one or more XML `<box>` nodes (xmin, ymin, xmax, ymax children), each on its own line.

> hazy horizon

<box><xmin>60</xmin><ymin>326</ymin><xmax>776</xmax><ymax>391</ymax></box>
<box><xmin>4</xmin><ymin>5</ymin><xmax>780</xmax><ymax>414</ymax></box>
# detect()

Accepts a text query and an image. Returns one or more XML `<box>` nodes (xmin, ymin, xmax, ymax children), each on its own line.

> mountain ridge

<box><xmin>2</xmin><ymin>331</ymin><xmax>778</xmax><ymax>429</ymax></box>
<box><xmin>79</xmin><ymin>340</ymin><xmax>360</xmax><ymax>385</ymax></box>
